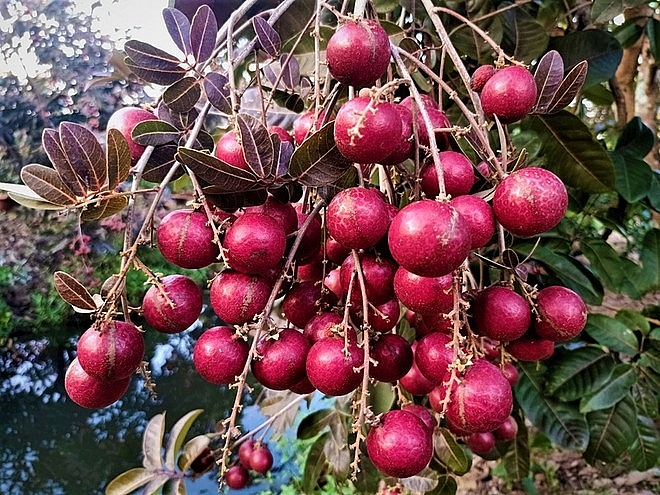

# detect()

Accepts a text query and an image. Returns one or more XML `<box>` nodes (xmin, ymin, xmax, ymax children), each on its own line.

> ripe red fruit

<box><xmin>393</xmin><ymin>267</ymin><xmax>454</xmax><ymax>316</ymax></box>
<box><xmin>380</xmin><ymin>104</ymin><xmax>415</xmax><ymax>165</ymax></box>
<box><xmin>268</xmin><ymin>125</ymin><xmax>294</xmax><ymax>144</ymax></box>
<box><xmin>77</xmin><ymin>320</ymin><xmax>144</xmax><ymax>381</ymax></box>
<box><xmin>65</xmin><ymin>357</ymin><xmax>131</xmax><ymax>409</ymax></box>
<box><xmin>466</xmin><ymin>431</ymin><xmax>496</xmax><ymax>455</ymax></box>
<box><xmin>340</xmin><ymin>252</ymin><xmax>396</xmax><ymax>306</ymax></box>
<box><xmin>281</xmin><ymin>280</ymin><xmax>337</xmax><ymax>328</ymax></box>
<box><xmin>326</xmin><ymin>19</ymin><xmax>390</xmax><ymax>88</ymax></box>
<box><xmin>303</xmin><ymin>311</ymin><xmax>344</xmax><ymax>343</ymax></box>
<box><xmin>215</xmin><ymin>129</ymin><xmax>249</xmax><ymax>170</ymax></box>
<box><xmin>473</xmin><ymin>286</ymin><xmax>531</xmax><ymax>342</ymax></box>
<box><xmin>249</xmin><ymin>443</ymin><xmax>274</xmax><ymax>475</ymax></box>
<box><xmin>399</xmin><ymin>343</ymin><xmax>436</xmax><ymax>396</ymax></box>
<box><xmin>293</xmin><ymin>109</ymin><xmax>330</xmax><ymax>145</ymax></box>
<box><xmin>193</xmin><ymin>326</ymin><xmax>249</xmax><ymax>385</ymax></box>
<box><xmin>370</xmin><ymin>333</ymin><xmax>413</xmax><ymax>383</ymax></box>
<box><xmin>238</xmin><ymin>439</ymin><xmax>256</xmax><ymax>468</ymax></box>
<box><xmin>449</xmin><ymin>195</ymin><xmax>495</xmax><ymax>249</ymax></box>
<box><xmin>388</xmin><ymin>200</ymin><xmax>471</xmax><ymax>277</ymax></box>
<box><xmin>366</xmin><ymin>409</ymin><xmax>433</xmax><ymax>478</ymax></box>
<box><xmin>334</xmin><ymin>97</ymin><xmax>402</xmax><ymax>164</ymax></box>
<box><xmin>252</xmin><ymin>329</ymin><xmax>311</xmax><ymax>390</ymax></box>
<box><xmin>420</xmin><ymin>151</ymin><xmax>476</xmax><ymax>198</ymax></box>
<box><xmin>534</xmin><ymin>286</ymin><xmax>587</xmax><ymax>342</ymax></box>
<box><xmin>415</xmin><ymin>332</ymin><xmax>454</xmax><ymax>385</ymax></box>
<box><xmin>471</xmin><ymin>64</ymin><xmax>496</xmax><ymax>93</ymax></box>
<box><xmin>494</xmin><ymin>415</ymin><xmax>519</xmax><ymax>441</ymax></box>
<box><xmin>157</xmin><ymin>209</ymin><xmax>219</xmax><ymax>269</ymax></box>
<box><xmin>224</xmin><ymin>213</ymin><xmax>287</xmax><ymax>275</ymax></box>
<box><xmin>323</xmin><ymin>268</ymin><xmax>342</xmax><ymax>299</ymax></box>
<box><xmin>501</xmin><ymin>362</ymin><xmax>519</xmax><ymax>386</ymax></box>
<box><xmin>292</xmin><ymin>207</ymin><xmax>323</xmax><ymax>264</ymax></box>
<box><xmin>400</xmin><ymin>94</ymin><xmax>451</xmax><ymax>149</ymax></box>
<box><xmin>289</xmin><ymin>375</ymin><xmax>317</xmax><ymax>394</ymax></box>
<box><xmin>480</xmin><ymin>65</ymin><xmax>537</xmax><ymax>123</ymax></box>
<box><xmin>225</xmin><ymin>464</ymin><xmax>250</xmax><ymax>489</ymax></box>
<box><xmin>210</xmin><ymin>270</ymin><xmax>272</xmax><ymax>325</ymax></box>
<box><xmin>306</xmin><ymin>336</ymin><xmax>364</xmax><ymax>396</ymax></box>
<box><xmin>492</xmin><ymin>167</ymin><xmax>568</xmax><ymax>237</ymax></box>
<box><xmin>366</xmin><ymin>298</ymin><xmax>401</xmax><ymax>333</ymax></box>
<box><xmin>401</xmin><ymin>403</ymin><xmax>437</xmax><ymax>434</ymax></box>
<box><xmin>327</xmin><ymin>187</ymin><xmax>391</xmax><ymax>249</ymax></box>
<box><xmin>325</xmin><ymin>236</ymin><xmax>351</xmax><ymax>265</ymax></box>
<box><xmin>106</xmin><ymin>107</ymin><xmax>158</xmax><ymax>164</ymax></box>
<box><xmin>143</xmin><ymin>274</ymin><xmax>203</xmax><ymax>334</ymax></box>
<box><xmin>506</xmin><ymin>334</ymin><xmax>555</xmax><ymax>361</ymax></box>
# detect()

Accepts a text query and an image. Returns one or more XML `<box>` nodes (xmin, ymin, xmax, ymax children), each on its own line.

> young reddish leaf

<box><xmin>190</xmin><ymin>4</ymin><xmax>217</xmax><ymax>64</ymax></box>
<box><xmin>163</xmin><ymin>7</ymin><xmax>192</xmax><ymax>57</ymax></box>
<box><xmin>280</xmin><ymin>53</ymin><xmax>300</xmax><ymax>90</ymax></box>
<box><xmin>132</xmin><ymin>120</ymin><xmax>180</xmax><ymax>147</ymax></box>
<box><xmin>289</xmin><ymin>122</ymin><xmax>352</xmax><ymax>187</ymax></box>
<box><xmin>53</xmin><ymin>271</ymin><xmax>97</xmax><ymax>310</ymax></box>
<box><xmin>42</xmin><ymin>128</ymin><xmax>85</xmax><ymax>197</ymax></box>
<box><xmin>533</xmin><ymin>50</ymin><xmax>564</xmax><ymax>113</ymax></box>
<box><xmin>124</xmin><ymin>40</ymin><xmax>182</xmax><ymax>69</ymax></box>
<box><xmin>81</xmin><ymin>195</ymin><xmax>129</xmax><ymax>221</ymax></box>
<box><xmin>143</xmin><ymin>144</ymin><xmax>184</xmax><ymax>183</ymax></box>
<box><xmin>546</xmin><ymin>60</ymin><xmax>588</xmax><ymax>114</ymax></box>
<box><xmin>106</xmin><ymin>128</ymin><xmax>132</xmax><ymax>190</ymax></box>
<box><xmin>253</xmin><ymin>16</ymin><xmax>281</xmax><ymax>57</ymax></box>
<box><xmin>125</xmin><ymin>57</ymin><xmax>187</xmax><ymax>86</ymax></box>
<box><xmin>236</xmin><ymin>113</ymin><xmax>274</xmax><ymax>179</ymax></box>
<box><xmin>163</xmin><ymin>76</ymin><xmax>201</xmax><ymax>113</ymax></box>
<box><xmin>203</xmin><ymin>72</ymin><xmax>232</xmax><ymax>113</ymax></box>
<box><xmin>176</xmin><ymin>147</ymin><xmax>258</xmax><ymax>191</ymax></box>
<box><xmin>20</xmin><ymin>164</ymin><xmax>77</xmax><ymax>206</ymax></box>
<box><xmin>59</xmin><ymin>122</ymin><xmax>106</xmax><ymax>192</ymax></box>
<box><xmin>203</xmin><ymin>187</ymin><xmax>268</xmax><ymax>211</ymax></box>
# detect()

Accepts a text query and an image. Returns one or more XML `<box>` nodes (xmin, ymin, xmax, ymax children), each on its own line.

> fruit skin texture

<box><xmin>293</xmin><ymin>109</ymin><xmax>330</xmax><ymax>145</ymax></box>
<box><xmin>399</xmin><ymin>343</ymin><xmax>436</xmax><ymax>396</ymax></box>
<box><xmin>415</xmin><ymin>332</ymin><xmax>453</xmax><ymax>384</ymax></box>
<box><xmin>506</xmin><ymin>334</ymin><xmax>555</xmax><ymax>361</ymax></box>
<box><xmin>366</xmin><ymin>409</ymin><xmax>434</xmax><ymax>478</ymax></box>
<box><xmin>534</xmin><ymin>286</ymin><xmax>587</xmax><ymax>342</ymax></box>
<box><xmin>215</xmin><ymin>129</ymin><xmax>249</xmax><ymax>170</ymax></box>
<box><xmin>193</xmin><ymin>326</ymin><xmax>249</xmax><ymax>385</ymax></box>
<box><xmin>306</xmin><ymin>336</ymin><xmax>364</xmax><ymax>396</ymax></box>
<box><xmin>106</xmin><ymin>107</ymin><xmax>158</xmax><ymax>164</ymax></box>
<box><xmin>466</xmin><ymin>431</ymin><xmax>496</xmax><ymax>455</ymax></box>
<box><xmin>252</xmin><ymin>329</ymin><xmax>311</xmax><ymax>390</ymax></box>
<box><xmin>401</xmin><ymin>403</ymin><xmax>437</xmax><ymax>434</ymax></box>
<box><xmin>449</xmin><ymin>195</ymin><xmax>495</xmax><ymax>249</ymax></box>
<box><xmin>326</xmin><ymin>187</ymin><xmax>390</xmax><ymax>249</ymax></box>
<box><xmin>249</xmin><ymin>444</ymin><xmax>274</xmax><ymax>475</ymax></box>
<box><xmin>157</xmin><ymin>209</ymin><xmax>219</xmax><ymax>269</ymax></box>
<box><xmin>420</xmin><ymin>151</ymin><xmax>476</xmax><ymax>198</ymax></box>
<box><xmin>388</xmin><ymin>200</ymin><xmax>471</xmax><ymax>277</ymax></box>
<box><xmin>480</xmin><ymin>65</ymin><xmax>537</xmax><ymax>123</ymax></box>
<box><xmin>77</xmin><ymin>320</ymin><xmax>144</xmax><ymax>381</ymax></box>
<box><xmin>370</xmin><ymin>333</ymin><xmax>414</xmax><ymax>383</ymax></box>
<box><xmin>471</xmin><ymin>65</ymin><xmax>496</xmax><ymax>93</ymax></box>
<box><xmin>380</xmin><ymin>104</ymin><xmax>414</xmax><ymax>165</ymax></box>
<box><xmin>65</xmin><ymin>357</ymin><xmax>131</xmax><ymax>409</ymax></box>
<box><xmin>210</xmin><ymin>271</ymin><xmax>272</xmax><ymax>325</ymax></box>
<box><xmin>245</xmin><ymin>196</ymin><xmax>298</xmax><ymax>236</ymax></box>
<box><xmin>473</xmin><ymin>285</ymin><xmax>531</xmax><ymax>342</ymax></box>
<box><xmin>493</xmin><ymin>167</ymin><xmax>568</xmax><ymax>237</ymax></box>
<box><xmin>225</xmin><ymin>464</ymin><xmax>250</xmax><ymax>489</ymax></box>
<box><xmin>400</xmin><ymin>95</ymin><xmax>451</xmax><ymax>149</ymax></box>
<box><xmin>223</xmin><ymin>213</ymin><xmax>287</xmax><ymax>275</ymax></box>
<box><xmin>326</xmin><ymin>19</ymin><xmax>390</xmax><ymax>88</ymax></box>
<box><xmin>393</xmin><ymin>267</ymin><xmax>453</xmax><ymax>316</ymax></box>
<box><xmin>281</xmin><ymin>280</ymin><xmax>337</xmax><ymax>329</ymax></box>
<box><xmin>334</xmin><ymin>97</ymin><xmax>402</xmax><ymax>164</ymax></box>
<box><xmin>340</xmin><ymin>252</ymin><xmax>397</xmax><ymax>306</ymax></box>
<box><xmin>143</xmin><ymin>274</ymin><xmax>203</xmax><ymax>334</ymax></box>
<box><xmin>238</xmin><ymin>439</ymin><xmax>256</xmax><ymax>468</ymax></box>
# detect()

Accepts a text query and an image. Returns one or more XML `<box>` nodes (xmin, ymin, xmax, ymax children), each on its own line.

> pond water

<box><xmin>0</xmin><ymin>322</ymin><xmax>300</xmax><ymax>494</ymax></box>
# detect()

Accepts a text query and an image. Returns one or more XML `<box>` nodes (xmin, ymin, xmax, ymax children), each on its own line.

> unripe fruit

<box><xmin>306</xmin><ymin>336</ymin><xmax>363</xmax><ymax>396</ymax></box>
<box><xmin>472</xmin><ymin>286</ymin><xmax>531</xmax><ymax>342</ymax></box>
<box><xmin>252</xmin><ymin>329</ymin><xmax>311</xmax><ymax>390</ymax></box>
<box><xmin>225</xmin><ymin>464</ymin><xmax>250</xmax><ymax>489</ymax></box>
<box><xmin>326</xmin><ymin>19</ymin><xmax>390</xmax><ymax>88</ymax></box>
<box><xmin>388</xmin><ymin>200</ymin><xmax>471</xmax><ymax>278</ymax></box>
<box><xmin>77</xmin><ymin>320</ymin><xmax>144</xmax><ymax>381</ymax></box>
<box><xmin>466</xmin><ymin>431</ymin><xmax>496</xmax><ymax>455</ymax></box>
<box><xmin>400</xmin><ymin>95</ymin><xmax>451</xmax><ymax>149</ymax></box>
<box><xmin>534</xmin><ymin>286</ymin><xmax>587</xmax><ymax>342</ymax></box>
<box><xmin>480</xmin><ymin>65</ymin><xmax>537</xmax><ymax>123</ymax></box>
<box><xmin>249</xmin><ymin>443</ymin><xmax>274</xmax><ymax>475</ymax></box>
<box><xmin>415</xmin><ymin>332</ymin><xmax>453</xmax><ymax>385</ymax></box>
<box><xmin>326</xmin><ymin>187</ymin><xmax>390</xmax><ymax>249</ymax></box>
<box><xmin>449</xmin><ymin>195</ymin><xmax>496</xmax><ymax>249</ymax></box>
<box><xmin>157</xmin><ymin>209</ymin><xmax>219</xmax><ymax>269</ymax></box>
<box><xmin>420</xmin><ymin>151</ymin><xmax>476</xmax><ymax>198</ymax></box>
<box><xmin>340</xmin><ymin>252</ymin><xmax>396</xmax><ymax>307</ymax></box>
<box><xmin>471</xmin><ymin>65</ymin><xmax>496</xmax><ymax>93</ymax></box>
<box><xmin>106</xmin><ymin>107</ymin><xmax>158</xmax><ymax>164</ymax></box>
<box><xmin>281</xmin><ymin>280</ymin><xmax>337</xmax><ymax>329</ymax></box>
<box><xmin>210</xmin><ymin>271</ymin><xmax>272</xmax><ymax>325</ymax></box>
<box><xmin>506</xmin><ymin>334</ymin><xmax>555</xmax><ymax>361</ymax></box>
<box><xmin>143</xmin><ymin>274</ymin><xmax>203</xmax><ymax>334</ymax></box>
<box><xmin>193</xmin><ymin>326</ymin><xmax>249</xmax><ymax>385</ymax></box>
<box><xmin>334</xmin><ymin>97</ymin><xmax>402</xmax><ymax>164</ymax></box>
<box><xmin>215</xmin><ymin>129</ymin><xmax>249</xmax><ymax>170</ymax></box>
<box><xmin>65</xmin><ymin>357</ymin><xmax>130</xmax><ymax>409</ymax></box>
<box><xmin>370</xmin><ymin>333</ymin><xmax>413</xmax><ymax>383</ymax></box>
<box><xmin>393</xmin><ymin>267</ymin><xmax>454</xmax><ymax>316</ymax></box>
<box><xmin>366</xmin><ymin>409</ymin><xmax>433</xmax><ymax>478</ymax></box>
<box><xmin>492</xmin><ymin>167</ymin><xmax>568</xmax><ymax>237</ymax></box>
<box><xmin>224</xmin><ymin>213</ymin><xmax>287</xmax><ymax>275</ymax></box>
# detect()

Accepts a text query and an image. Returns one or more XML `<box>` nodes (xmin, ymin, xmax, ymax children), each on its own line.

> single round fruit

<box><xmin>326</xmin><ymin>187</ymin><xmax>390</xmax><ymax>249</ymax></box>
<box><xmin>268</xmin><ymin>125</ymin><xmax>294</xmax><ymax>144</ymax></box>
<box><xmin>534</xmin><ymin>286</ymin><xmax>587</xmax><ymax>342</ymax></box>
<box><xmin>492</xmin><ymin>167</ymin><xmax>568</xmax><ymax>237</ymax></box>
<box><xmin>252</xmin><ymin>329</ymin><xmax>311</xmax><ymax>390</ymax></box>
<box><xmin>472</xmin><ymin>285</ymin><xmax>531</xmax><ymax>342</ymax></box>
<box><xmin>393</xmin><ymin>267</ymin><xmax>454</xmax><ymax>315</ymax></box>
<box><xmin>370</xmin><ymin>333</ymin><xmax>413</xmax><ymax>383</ymax></box>
<box><xmin>380</xmin><ymin>104</ymin><xmax>414</xmax><ymax>165</ymax></box>
<box><xmin>143</xmin><ymin>274</ymin><xmax>203</xmax><ymax>334</ymax></box>
<box><xmin>415</xmin><ymin>332</ymin><xmax>453</xmax><ymax>384</ymax></box>
<box><xmin>249</xmin><ymin>443</ymin><xmax>274</xmax><ymax>475</ymax></box>
<box><xmin>238</xmin><ymin>439</ymin><xmax>256</xmax><ymax>468</ymax></box>
<box><xmin>366</xmin><ymin>409</ymin><xmax>433</xmax><ymax>478</ymax></box>
<box><xmin>388</xmin><ymin>200</ymin><xmax>471</xmax><ymax>277</ymax></box>
<box><xmin>224</xmin><ymin>213</ymin><xmax>287</xmax><ymax>275</ymax></box>
<box><xmin>106</xmin><ymin>107</ymin><xmax>158</xmax><ymax>164</ymax></box>
<box><xmin>494</xmin><ymin>415</ymin><xmax>519</xmax><ymax>441</ymax></box>
<box><xmin>326</xmin><ymin>19</ymin><xmax>390</xmax><ymax>88</ymax></box>
<box><xmin>399</xmin><ymin>343</ymin><xmax>436</xmax><ymax>396</ymax></box>
<box><xmin>334</xmin><ymin>97</ymin><xmax>402</xmax><ymax>164</ymax></box>
<box><xmin>77</xmin><ymin>320</ymin><xmax>144</xmax><ymax>381</ymax></box>
<box><xmin>289</xmin><ymin>375</ymin><xmax>316</xmax><ymax>394</ymax></box>
<box><xmin>506</xmin><ymin>334</ymin><xmax>555</xmax><ymax>361</ymax></box>
<box><xmin>420</xmin><ymin>151</ymin><xmax>476</xmax><ymax>198</ymax></box>
<box><xmin>340</xmin><ymin>252</ymin><xmax>396</xmax><ymax>306</ymax></box>
<box><xmin>210</xmin><ymin>271</ymin><xmax>272</xmax><ymax>325</ymax></box>
<box><xmin>245</xmin><ymin>196</ymin><xmax>298</xmax><ymax>236</ymax></box>
<box><xmin>449</xmin><ymin>195</ymin><xmax>495</xmax><ymax>249</ymax></box>
<box><xmin>501</xmin><ymin>362</ymin><xmax>519</xmax><ymax>386</ymax></box>
<box><xmin>471</xmin><ymin>65</ymin><xmax>496</xmax><ymax>93</ymax></box>
<box><xmin>304</xmin><ymin>312</ymin><xmax>344</xmax><ymax>343</ymax></box>
<box><xmin>225</xmin><ymin>464</ymin><xmax>250</xmax><ymax>489</ymax></box>
<box><xmin>293</xmin><ymin>109</ymin><xmax>330</xmax><ymax>145</ymax></box>
<box><xmin>480</xmin><ymin>65</ymin><xmax>537</xmax><ymax>123</ymax></box>
<box><xmin>401</xmin><ymin>403</ymin><xmax>437</xmax><ymax>434</ymax></box>
<box><xmin>466</xmin><ymin>431</ymin><xmax>496</xmax><ymax>455</ymax></box>
<box><xmin>157</xmin><ymin>209</ymin><xmax>219</xmax><ymax>269</ymax></box>
<box><xmin>193</xmin><ymin>326</ymin><xmax>249</xmax><ymax>385</ymax></box>
<box><xmin>366</xmin><ymin>298</ymin><xmax>401</xmax><ymax>333</ymax></box>
<box><xmin>215</xmin><ymin>129</ymin><xmax>249</xmax><ymax>170</ymax></box>
<box><xmin>325</xmin><ymin>236</ymin><xmax>351</xmax><ymax>265</ymax></box>
<box><xmin>281</xmin><ymin>280</ymin><xmax>337</xmax><ymax>328</ymax></box>
<box><xmin>65</xmin><ymin>357</ymin><xmax>130</xmax><ymax>409</ymax></box>
<box><xmin>306</xmin><ymin>336</ymin><xmax>363</xmax><ymax>396</ymax></box>
<box><xmin>400</xmin><ymin>95</ymin><xmax>451</xmax><ymax>149</ymax></box>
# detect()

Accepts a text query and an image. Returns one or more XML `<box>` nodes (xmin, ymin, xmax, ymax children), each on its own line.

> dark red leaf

<box><xmin>534</xmin><ymin>50</ymin><xmax>565</xmax><ymax>113</ymax></box>
<box><xmin>59</xmin><ymin>122</ymin><xmax>106</xmax><ymax>192</ymax></box>
<box><xmin>163</xmin><ymin>76</ymin><xmax>202</xmax><ymax>113</ymax></box>
<box><xmin>20</xmin><ymin>164</ymin><xmax>78</xmax><ymax>206</ymax></box>
<box><xmin>81</xmin><ymin>195</ymin><xmax>129</xmax><ymax>221</ymax></box>
<box><xmin>53</xmin><ymin>271</ymin><xmax>97</xmax><ymax>310</ymax></box>
<box><xmin>546</xmin><ymin>60</ymin><xmax>588</xmax><ymax>114</ymax></box>
<box><xmin>177</xmin><ymin>147</ymin><xmax>258</xmax><ymax>192</ymax></box>
<box><xmin>273</xmin><ymin>137</ymin><xmax>294</xmax><ymax>178</ymax></box>
<box><xmin>143</xmin><ymin>144</ymin><xmax>185</xmax><ymax>183</ymax></box>
<box><xmin>203</xmin><ymin>72</ymin><xmax>232</xmax><ymax>113</ymax></box>
<box><xmin>132</xmin><ymin>120</ymin><xmax>180</xmax><ymax>147</ymax></box>
<box><xmin>106</xmin><ymin>128</ymin><xmax>131</xmax><ymax>190</ymax></box>
<box><xmin>190</xmin><ymin>4</ymin><xmax>217</xmax><ymax>64</ymax></box>
<box><xmin>253</xmin><ymin>16</ymin><xmax>281</xmax><ymax>57</ymax></box>
<box><xmin>236</xmin><ymin>113</ymin><xmax>274</xmax><ymax>179</ymax></box>
<box><xmin>280</xmin><ymin>53</ymin><xmax>300</xmax><ymax>90</ymax></box>
<box><xmin>42</xmin><ymin>128</ymin><xmax>85</xmax><ymax>197</ymax></box>
<box><xmin>163</xmin><ymin>7</ymin><xmax>192</xmax><ymax>56</ymax></box>
<box><xmin>124</xmin><ymin>40</ymin><xmax>182</xmax><ymax>68</ymax></box>
<box><xmin>125</xmin><ymin>57</ymin><xmax>187</xmax><ymax>86</ymax></box>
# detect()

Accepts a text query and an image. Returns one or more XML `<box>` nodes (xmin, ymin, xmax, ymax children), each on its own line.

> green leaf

<box><xmin>105</xmin><ymin>468</ymin><xmax>160</xmax><ymax>495</ymax></box>
<box><xmin>141</xmin><ymin>474</ymin><xmax>172</xmax><ymax>495</ymax></box>
<box><xmin>521</xmin><ymin>112</ymin><xmax>615</xmax><ymax>193</ymax></box>
<box><xmin>616</xmin><ymin>116</ymin><xmax>655</xmax><ymax>158</ymax></box>
<box><xmin>579</xmin><ymin>363</ymin><xmax>637</xmax><ymax>413</ymax></box>
<box><xmin>142</xmin><ymin>412</ymin><xmax>165</xmax><ymax>470</ymax></box>
<box><xmin>164</xmin><ymin>409</ymin><xmax>204</xmax><ymax>470</ymax></box>
<box><xmin>630</xmin><ymin>414</ymin><xmax>660</xmax><ymax>471</ymax></box>
<box><xmin>584</xmin><ymin>313</ymin><xmax>639</xmax><ymax>355</ymax></box>
<box><xmin>297</xmin><ymin>409</ymin><xmax>334</xmax><ymax>440</ymax></box>
<box><xmin>640</xmin><ymin>228</ymin><xmax>660</xmax><ymax>294</ymax></box>
<box><xmin>615</xmin><ymin>309</ymin><xmax>650</xmax><ymax>336</ymax></box>
<box><xmin>548</xmin><ymin>30</ymin><xmax>622</xmax><ymax>88</ymax></box>
<box><xmin>648</xmin><ymin>18</ymin><xmax>660</xmax><ymax>61</ymax></box>
<box><xmin>163</xmin><ymin>77</ymin><xmax>202</xmax><ymax>113</ymax></box>
<box><xmin>632</xmin><ymin>382</ymin><xmax>659</xmax><ymax>419</ymax></box>
<box><xmin>1</xmin><ymin>183</ymin><xmax>65</xmax><ymax>210</ymax></box>
<box><xmin>498</xmin><ymin>2</ymin><xmax>549</xmax><ymax>63</ymax></box>
<box><xmin>132</xmin><ymin>120</ymin><xmax>180</xmax><ymax>147</ymax></box>
<box><xmin>426</xmin><ymin>475</ymin><xmax>458</xmax><ymax>495</ymax></box>
<box><xmin>613</xmin><ymin>17</ymin><xmax>645</xmax><ymax>48</ymax></box>
<box><xmin>303</xmin><ymin>433</ymin><xmax>329</xmax><ymax>493</ymax></box>
<box><xmin>591</xmin><ymin>0</ymin><xmax>623</xmax><ymax>24</ymax></box>
<box><xmin>580</xmin><ymin>239</ymin><xmax>643</xmax><ymax>299</ymax></box>
<box><xmin>584</xmin><ymin>393</ymin><xmax>636</xmax><ymax>464</ymax></box>
<box><xmin>546</xmin><ymin>346</ymin><xmax>615</xmax><ymax>401</ymax></box>
<box><xmin>516</xmin><ymin>363</ymin><xmax>589</xmax><ymax>451</ymax></box>
<box><xmin>106</xmin><ymin>128</ymin><xmax>132</xmax><ymax>190</ymax></box>
<box><xmin>433</xmin><ymin>428</ymin><xmax>471</xmax><ymax>475</ymax></box>
<box><xmin>647</xmin><ymin>171</ymin><xmax>660</xmax><ymax>211</ymax></box>
<box><xmin>611</xmin><ymin>152</ymin><xmax>653</xmax><ymax>202</ymax></box>
<box><xmin>502</xmin><ymin>413</ymin><xmax>530</xmax><ymax>481</ymax></box>
<box><xmin>368</xmin><ymin>381</ymin><xmax>395</xmax><ymax>415</ymax></box>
